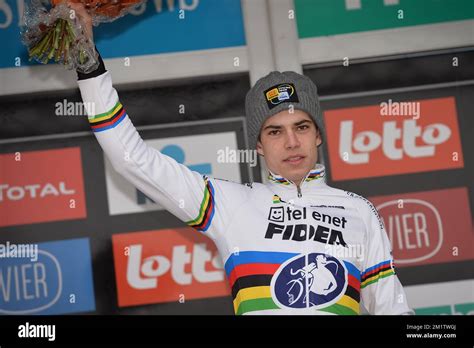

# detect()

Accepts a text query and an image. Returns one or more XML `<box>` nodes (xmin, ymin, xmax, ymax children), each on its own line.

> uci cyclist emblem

<box><xmin>271</xmin><ymin>253</ymin><xmax>347</xmax><ymax>309</ymax></box>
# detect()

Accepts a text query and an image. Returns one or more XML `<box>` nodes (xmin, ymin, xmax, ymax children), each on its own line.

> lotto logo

<box><xmin>126</xmin><ymin>244</ymin><xmax>223</xmax><ymax>289</ymax></box>
<box><xmin>339</xmin><ymin>119</ymin><xmax>450</xmax><ymax>164</ymax></box>
<box><xmin>324</xmin><ymin>97</ymin><xmax>464</xmax><ymax>180</ymax></box>
<box><xmin>112</xmin><ymin>228</ymin><xmax>230</xmax><ymax>307</ymax></box>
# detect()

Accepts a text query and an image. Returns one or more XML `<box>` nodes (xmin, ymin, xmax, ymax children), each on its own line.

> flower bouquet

<box><xmin>21</xmin><ymin>0</ymin><xmax>144</xmax><ymax>73</ymax></box>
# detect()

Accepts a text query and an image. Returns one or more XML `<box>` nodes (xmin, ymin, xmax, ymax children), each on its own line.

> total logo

<box><xmin>113</xmin><ymin>228</ymin><xmax>230</xmax><ymax>307</ymax></box>
<box><xmin>325</xmin><ymin>97</ymin><xmax>464</xmax><ymax>180</ymax></box>
<box><xmin>0</xmin><ymin>148</ymin><xmax>86</xmax><ymax>227</ymax></box>
<box><xmin>0</xmin><ymin>182</ymin><xmax>75</xmax><ymax>201</ymax></box>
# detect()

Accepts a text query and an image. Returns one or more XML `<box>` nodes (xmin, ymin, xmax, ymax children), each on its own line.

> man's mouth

<box><xmin>284</xmin><ymin>155</ymin><xmax>305</xmax><ymax>164</ymax></box>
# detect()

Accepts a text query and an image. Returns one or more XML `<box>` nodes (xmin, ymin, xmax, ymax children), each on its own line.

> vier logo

<box><xmin>377</xmin><ymin>199</ymin><xmax>443</xmax><ymax>264</ymax></box>
<box><xmin>371</xmin><ymin>188</ymin><xmax>473</xmax><ymax>268</ymax></box>
<box><xmin>0</xmin><ymin>250</ymin><xmax>62</xmax><ymax>314</ymax></box>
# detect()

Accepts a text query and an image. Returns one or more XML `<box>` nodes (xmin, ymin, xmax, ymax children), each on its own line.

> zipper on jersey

<box><xmin>285</xmin><ymin>178</ymin><xmax>302</xmax><ymax>198</ymax></box>
<box><xmin>296</xmin><ymin>170</ymin><xmax>314</xmax><ymax>198</ymax></box>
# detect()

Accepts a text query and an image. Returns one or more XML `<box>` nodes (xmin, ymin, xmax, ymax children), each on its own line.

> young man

<box><xmin>73</xmin><ymin>4</ymin><xmax>413</xmax><ymax>315</ymax></box>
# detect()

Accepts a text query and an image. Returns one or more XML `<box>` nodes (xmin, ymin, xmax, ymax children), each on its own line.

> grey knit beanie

<box><xmin>245</xmin><ymin>71</ymin><xmax>324</xmax><ymax>150</ymax></box>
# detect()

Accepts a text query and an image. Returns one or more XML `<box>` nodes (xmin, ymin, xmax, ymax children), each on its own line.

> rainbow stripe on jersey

<box><xmin>361</xmin><ymin>260</ymin><xmax>395</xmax><ymax>288</ymax></box>
<box><xmin>186</xmin><ymin>178</ymin><xmax>215</xmax><ymax>233</ymax></box>
<box><xmin>225</xmin><ymin>251</ymin><xmax>361</xmax><ymax>315</ymax></box>
<box><xmin>88</xmin><ymin>101</ymin><xmax>126</xmax><ymax>132</ymax></box>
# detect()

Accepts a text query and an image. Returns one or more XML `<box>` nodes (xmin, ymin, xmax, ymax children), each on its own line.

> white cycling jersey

<box><xmin>78</xmin><ymin>71</ymin><xmax>414</xmax><ymax>315</ymax></box>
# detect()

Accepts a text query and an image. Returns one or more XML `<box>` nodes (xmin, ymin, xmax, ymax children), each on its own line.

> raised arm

<box><xmin>72</xmin><ymin>3</ymin><xmax>248</xmax><ymax>240</ymax></box>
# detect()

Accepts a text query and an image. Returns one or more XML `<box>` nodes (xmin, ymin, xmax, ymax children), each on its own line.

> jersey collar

<box><xmin>267</xmin><ymin>163</ymin><xmax>327</xmax><ymax>190</ymax></box>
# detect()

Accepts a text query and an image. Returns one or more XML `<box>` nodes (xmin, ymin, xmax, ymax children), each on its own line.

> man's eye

<box><xmin>269</xmin><ymin>130</ymin><xmax>280</xmax><ymax>135</ymax></box>
<box><xmin>298</xmin><ymin>125</ymin><xmax>309</xmax><ymax>131</ymax></box>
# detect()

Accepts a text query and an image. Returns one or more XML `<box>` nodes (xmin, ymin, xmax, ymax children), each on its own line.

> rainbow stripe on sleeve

<box><xmin>88</xmin><ymin>101</ymin><xmax>127</xmax><ymax>132</ymax></box>
<box><xmin>361</xmin><ymin>260</ymin><xmax>395</xmax><ymax>288</ymax></box>
<box><xmin>186</xmin><ymin>178</ymin><xmax>215</xmax><ymax>233</ymax></box>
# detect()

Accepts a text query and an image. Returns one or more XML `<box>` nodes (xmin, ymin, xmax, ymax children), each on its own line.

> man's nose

<box><xmin>285</xmin><ymin>130</ymin><xmax>301</xmax><ymax>149</ymax></box>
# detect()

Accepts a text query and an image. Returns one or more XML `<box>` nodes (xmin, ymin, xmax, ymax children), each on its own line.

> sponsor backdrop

<box><xmin>324</xmin><ymin>96</ymin><xmax>464</xmax><ymax>181</ymax></box>
<box><xmin>0</xmin><ymin>238</ymin><xmax>95</xmax><ymax>315</ymax></box>
<box><xmin>112</xmin><ymin>228</ymin><xmax>229</xmax><ymax>308</ymax></box>
<box><xmin>0</xmin><ymin>0</ymin><xmax>472</xmax><ymax>314</ymax></box>
<box><xmin>0</xmin><ymin>118</ymin><xmax>251</xmax><ymax>315</ymax></box>
<box><xmin>1</xmin><ymin>0</ymin><xmax>245</xmax><ymax>69</ymax></box>
<box><xmin>0</xmin><ymin>148</ymin><xmax>87</xmax><ymax>227</ymax></box>
<box><xmin>295</xmin><ymin>0</ymin><xmax>474</xmax><ymax>68</ymax></box>
<box><xmin>1</xmin><ymin>79</ymin><xmax>472</xmax><ymax>314</ymax></box>
<box><xmin>319</xmin><ymin>81</ymin><xmax>474</xmax><ymax>315</ymax></box>
<box><xmin>295</xmin><ymin>0</ymin><xmax>474</xmax><ymax>37</ymax></box>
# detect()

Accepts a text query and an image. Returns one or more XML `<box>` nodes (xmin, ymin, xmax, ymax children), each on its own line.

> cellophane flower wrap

<box><xmin>21</xmin><ymin>0</ymin><xmax>144</xmax><ymax>73</ymax></box>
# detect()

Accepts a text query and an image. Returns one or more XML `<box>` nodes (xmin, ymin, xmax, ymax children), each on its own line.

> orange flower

<box><xmin>50</xmin><ymin>0</ymin><xmax>142</xmax><ymax>17</ymax></box>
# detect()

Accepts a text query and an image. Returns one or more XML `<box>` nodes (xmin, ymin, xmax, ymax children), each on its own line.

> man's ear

<box><xmin>315</xmin><ymin>128</ymin><xmax>322</xmax><ymax>148</ymax></box>
<box><xmin>256</xmin><ymin>141</ymin><xmax>264</xmax><ymax>156</ymax></box>
<box><xmin>316</xmin><ymin>135</ymin><xmax>322</xmax><ymax>148</ymax></box>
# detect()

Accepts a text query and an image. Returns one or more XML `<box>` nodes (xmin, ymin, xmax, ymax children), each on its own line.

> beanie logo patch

<box><xmin>264</xmin><ymin>83</ymin><xmax>299</xmax><ymax>110</ymax></box>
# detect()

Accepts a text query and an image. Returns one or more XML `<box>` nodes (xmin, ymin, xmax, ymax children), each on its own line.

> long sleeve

<box><xmin>77</xmin><ymin>70</ymin><xmax>249</xmax><ymax>241</ymax></box>
<box><xmin>354</xmin><ymin>195</ymin><xmax>414</xmax><ymax>315</ymax></box>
